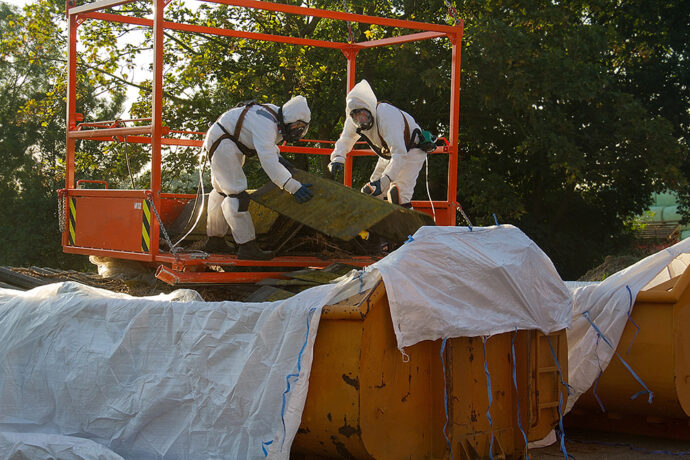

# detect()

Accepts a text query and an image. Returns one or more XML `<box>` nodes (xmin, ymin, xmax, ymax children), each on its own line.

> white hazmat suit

<box><xmin>204</xmin><ymin>96</ymin><xmax>311</xmax><ymax>246</ymax></box>
<box><xmin>329</xmin><ymin>80</ymin><xmax>427</xmax><ymax>206</ymax></box>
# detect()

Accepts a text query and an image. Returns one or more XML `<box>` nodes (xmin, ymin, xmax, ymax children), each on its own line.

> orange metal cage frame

<box><xmin>62</xmin><ymin>0</ymin><xmax>464</xmax><ymax>283</ymax></box>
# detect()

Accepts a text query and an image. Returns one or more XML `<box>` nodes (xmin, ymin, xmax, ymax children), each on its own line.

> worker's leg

<box><xmin>211</xmin><ymin>143</ymin><xmax>255</xmax><ymax>245</ymax></box>
<box><xmin>206</xmin><ymin>189</ymin><xmax>229</xmax><ymax>237</ymax></box>
<box><xmin>369</xmin><ymin>157</ymin><xmax>391</xmax><ymax>201</ymax></box>
<box><xmin>387</xmin><ymin>148</ymin><xmax>427</xmax><ymax>206</ymax></box>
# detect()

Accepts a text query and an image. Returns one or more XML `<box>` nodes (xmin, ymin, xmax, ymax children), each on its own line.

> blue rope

<box><xmin>511</xmin><ymin>329</ymin><xmax>530</xmax><ymax>459</ymax></box>
<box><xmin>482</xmin><ymin>336</ymin><xmax>494</xmax><ymax>460</ymax></box>
<box><xmin>262</xmin><ymin>306</ymin><xmax>317</xmax><ymax>455</ymax></box>
<box><xmin>405</xmin><ymin>235</ymin><xmax>414</xmax><ymax>243</ymax></box>
<box><xmin>624</xmin><ymin>285</ymin><xmax>640</xmax><ymax>355</ymax></box>
<box><xmin>581</xmin><ymin>311</ymin><xmax>654</xmax><ymax>403</ymax></box>
<box><xmin>441</xmin><ymin>338</ymin><xmax>453</xmax><ymax>459</ymax></box>
<box><xmin>493</xmin><ymin>213</ymin><xmax>499</xmax><ymax>226</ymax></box>
<box><xmin>545</xmin><ymin>336</ymin><xmax>569</xmax><ymax>460</ymax></box>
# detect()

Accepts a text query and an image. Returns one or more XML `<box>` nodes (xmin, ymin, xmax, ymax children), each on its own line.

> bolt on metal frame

<box><xmin>62</xmin><ymin>0</ymin><xmax>463</xmax><ymax>283</ymax></box>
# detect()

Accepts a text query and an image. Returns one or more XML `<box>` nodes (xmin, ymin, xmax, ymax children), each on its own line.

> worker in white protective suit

<box><xmin>328</xmin><ymin>80</ymin><xmax>437</xmax><ymax>207</ymax></box>
<box><xmin>203</xmin><ymin>95</ymin><xmax>313</xmax><ymax>260</ymax></box>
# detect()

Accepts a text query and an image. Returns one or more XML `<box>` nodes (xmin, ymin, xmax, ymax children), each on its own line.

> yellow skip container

<box><xmin>568</xmin><ymin>263</ymin><xmax>690</xmax><ymax>439</ymax></box>
<box><xmin>292</xmin><ymin>281</ymin><xmax>569</xmax><ymax>459</ymax></box>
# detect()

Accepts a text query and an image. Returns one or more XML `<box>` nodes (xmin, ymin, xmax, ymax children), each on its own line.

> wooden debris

<box><xmin>0</xmin><ymin>267</ymin><xmax>51</xmax><ymax>290</ymax></box>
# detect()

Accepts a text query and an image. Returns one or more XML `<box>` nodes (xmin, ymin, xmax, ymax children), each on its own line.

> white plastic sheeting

<box><xmin>0</xmin><ymin>432</ymin><xmax>124</xmax><ymax>460</ymax></box>
<box><xmin>0</xmin><ymin>225</ymin><xmax>578</xmax><ymax>457</ymax></box>
<box><xmin>0</xmin><ymin>282</ymin><xmax>335</xmax><ymax>459</ymax></box>
<box><xmin>369</xmin><ymin>225</ymin><xmax>573</xmax><ymax>350</ymax></box>
<box><xmin>564</xmin><ymin>237</ymin><xmax>690</xmax><ymax>413</ymax></box>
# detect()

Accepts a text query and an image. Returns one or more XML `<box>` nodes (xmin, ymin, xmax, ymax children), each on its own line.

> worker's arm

<box><xmin>377</xmin><ymin>104</ymin><xmax>411</xmax><ymax>182</ymax></box>
<box><xmin>330</xmin><ymin>117</ymin><xmax>360</xmax><ymax>165</ymax></box>
<box><xmin>252</xmin><ymin>125</ymin><xmax>312</xmax><ymax>202</ymax></box>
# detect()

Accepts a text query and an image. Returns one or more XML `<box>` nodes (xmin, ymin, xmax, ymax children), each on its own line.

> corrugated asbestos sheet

<box><xmin>250</xmin><ymin>169</ymin><xmax>434</xmax><ymax>244</ymax></box>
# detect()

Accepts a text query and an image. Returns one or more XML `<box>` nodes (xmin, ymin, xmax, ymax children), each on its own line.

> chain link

<box><xmin>342</xmin><ymin>0</ymin><xmax>354</xmax><ymax>43</ymax></box>
<box><xmin>444</xmin><ymin>0</ymin><xmax>459</xmax><ymax>25</ymax></box>
<box><xmin>147</xmin><ymin>197</ymin><xmax>179</xmax><ymax>259</ymax></box>
<box><xmin>58</xmin><ymin>193</ymin><xmax>66</xmax><ymax>233</ymax></box>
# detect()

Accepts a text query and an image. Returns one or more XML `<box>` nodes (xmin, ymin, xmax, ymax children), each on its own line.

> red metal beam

<box><xmin>65</xmin><ymin>189</ymin><xmax>148</xmax><ymax>198</ymax></box>
<box><xmin>167</xmin><ymin>21</ymin><xmax>349</xmax><ymax>50</ymax></box>
<box><xmin>157</xmin><ymin>253</ymin><xmax>376</xmax><ymax>268</ymax></box>
<box><xmin>356</xmin><ymin>31</ymin><xmax>447</xmax><ymax>48</ymax></box>
<box><xmin>68</xmin><ymin>126</ymin><xmax>152</xmax><ymax>138</ymax></box>
<box><xmin>63</xmin><ymin>245</ymin><xmax>155</xmax><ymax>262</ymax></box>
<box><xmin>202</xmin><ymin>0</ymin><xmax>457</xmax><ymax>34</ymax></box>
<box><xmin>156</xmin><ymin>265</ymin><xmax>289</xmax><ymax>285</ymax></box>
<box><xmin>80</xmin><ymin>12</ymin><xmax>351</xmax><ymax>49</ymax></box>
<box><xmin>69</xmin><ymin>0</ymin><xmax>137</xmax><ymax>15</ymax></box>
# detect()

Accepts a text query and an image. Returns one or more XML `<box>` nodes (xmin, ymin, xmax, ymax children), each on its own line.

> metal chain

<box><xmin>147</xmin><ymin>197</ymin><xmax>179</xmax><ymax>258</ymax></box>
<box><xmin>58</xmin><ymin>193</ymin><xmax>66</xmax><ymax>233</ymax></box>
<box><xmin>444</xmin><ymin>0</ymin><xmax>459</xmax><ymax>25</ymax></box>
<box><xmin>457</xmin><ymin>203</ymin><xmax>473</xmax><ymax>227</ymax></box>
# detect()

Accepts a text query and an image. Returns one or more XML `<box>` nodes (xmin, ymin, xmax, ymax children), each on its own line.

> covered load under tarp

<box><xmin>0</xmin><ymin>226</ymin><xmax>574</xmax><ymax>458</ymax></box>
<box><xmin>564</xmin><ymin>237</ymin><xmax>690</xmax><ymax>413</ymax></box>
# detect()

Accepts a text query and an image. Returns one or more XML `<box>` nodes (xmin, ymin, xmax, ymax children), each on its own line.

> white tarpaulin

<box><xmin>368</xmin><ymin>225</ymin><xmax>573</xmax><ymax>350</ymax></box>
<box><xmin>0</xmin><ymin>225</ymin><xmax>578</xmax><ymax>457</ymax></box>
<box><xmin>564</xmin><ymin>238</ymin><xmax>690</xmax><ymax>413</ymax></box>
<box><xmin>0</xmin><ymin>281</ymin><xmax>335</xmax><ymax>459</ymax></box>
<box><xmin>0</xmin><ymin>432</ymin><xmax>124</xmax><ymax>460</ymax></box>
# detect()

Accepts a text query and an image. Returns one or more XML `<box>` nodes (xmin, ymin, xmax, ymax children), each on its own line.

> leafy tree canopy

<box><xmin>1</xmin><ymin>0</ymin><xmax>688</xmax><ymax>278</ymax></box>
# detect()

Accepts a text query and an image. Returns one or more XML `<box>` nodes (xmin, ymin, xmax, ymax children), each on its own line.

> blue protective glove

<box><xmin>328</xmin><ymin>160</ymin><xmax>344</xmax><ymax>177</ymax></box>
<box><xmin>294</xmin><ymin>183</ymin><xmax>313</xmax><ymax>203</ymax></box>
<box><xmin>361</xmin><ymin>179</ymin><xmax>383</xmax><ymax>196</ymax></box>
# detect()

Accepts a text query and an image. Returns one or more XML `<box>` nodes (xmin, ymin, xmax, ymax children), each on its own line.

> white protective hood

<box><xmin>281</xmin><ymin>95</ymin><xmax>311</xmax><ymax>123</ymax></box>
<box><xmin>564</xmin><ymin>237</ymin><xmax>690</xmax><ymax>413</ymax></box>
<box><xmin>345</xmin><ymin>79</ymin><xmax>377</xmax><ymax>118</ymax></box>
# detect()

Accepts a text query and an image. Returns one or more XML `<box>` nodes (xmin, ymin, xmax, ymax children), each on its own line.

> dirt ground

<box><xmin>530</xmin><ymin>428</ymin><xmax>690</xmax><ymax>459</ymax></box>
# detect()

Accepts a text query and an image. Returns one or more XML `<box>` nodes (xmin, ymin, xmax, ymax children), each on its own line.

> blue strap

<box><xmin>624</xmin><ymin>285</ymin><xmax>640</xmax><ymax>355</ymax></box>
<box><xmin>261</xmin><ymin>440</ymin><xmax>273</xmax><ymax>457</ymax></box>
<box><xmin>354</xmin><ymin>271</ymin><xmax>364</xmax><ymax>293</ymax></box>
<box><xmin>261</xmin><ymin>307</ymin><xmax>317</xmax><ymax>455</ymax></box>
<box><xmin>593</xmin><ymin>369</ymin><xmax>606</xmax><ymax>412</ymax></box>
<box><xmin>511</xmin><ymin>329</ymin><xmax>530</xmax><ymax>459</ymax></box>
<box><xmin>545</xmin><ymin>336</ymin><xmax>574</xmax><ymax>395</ymax></box>
<box><xmin>581</xmin><ymin>311</ymin><xmax>654</xmax><ymax>403</ymax></box>
<box><xmin>545</xmin><ymin>336</ymin><xmax>569</xmax><ymax>460</ymax></box>
<box><xmin>441</xmin><ymin>338</ymin><xmax>453</xmax><ymax>459</ymax></box>
<box><xmin>493</xmin><ymin>213</ymin><xmax>499</xmax><ymax>226</ymax></box>
<box><xmin>482</xmin><ymin>336</ymin><xmax>494</xmax><ymax>460</ymax></box>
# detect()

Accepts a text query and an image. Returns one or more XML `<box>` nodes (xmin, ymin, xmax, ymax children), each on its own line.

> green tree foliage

<box><xmin>453</xmin><ymin>0</ymin><xmax>688</xmax><ymax>278</ymax></box>
<box><xmin>1</xmin><ymin>0</ymin><xmax>687</xmax><ymax>278</ymax></box>
<box><xmin>0</xmin><ymin>0</ymin><xmax>124</xmax><ymax>268</ymax></box>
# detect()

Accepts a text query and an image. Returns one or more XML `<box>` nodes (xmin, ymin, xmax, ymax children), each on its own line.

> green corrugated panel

<box><xmin>250</xmin><ymin>169</ymin><xmax>435</xmax><ymax>244</ymax></box>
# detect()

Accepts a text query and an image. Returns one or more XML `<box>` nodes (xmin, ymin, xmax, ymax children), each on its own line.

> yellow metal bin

<box><xmin>292</xmin><ymin>281</ymin><xmax>569</xmax><ymax>459</ymax></box>
<box><xmin>568</xmin><ymin>265</ymin><xmax>690</xmax><ymax>439</ymax></box>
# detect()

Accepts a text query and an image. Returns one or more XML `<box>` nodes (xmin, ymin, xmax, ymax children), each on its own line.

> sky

<box><xmin>3</xmin><ymin>0</ymin><xmax>31</xmax><ymax>8</ymax></box>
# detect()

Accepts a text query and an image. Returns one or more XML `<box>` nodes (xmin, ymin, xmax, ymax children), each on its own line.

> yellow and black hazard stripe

<box><xmin>68</xmin><ymin>198</ymin><xmax>76</xmax><ymax>246</ymax></box>
<box><xmin>141</xmin><ymin>199</ymin><xmax>151</xmax><ymax>252</ymax></box>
